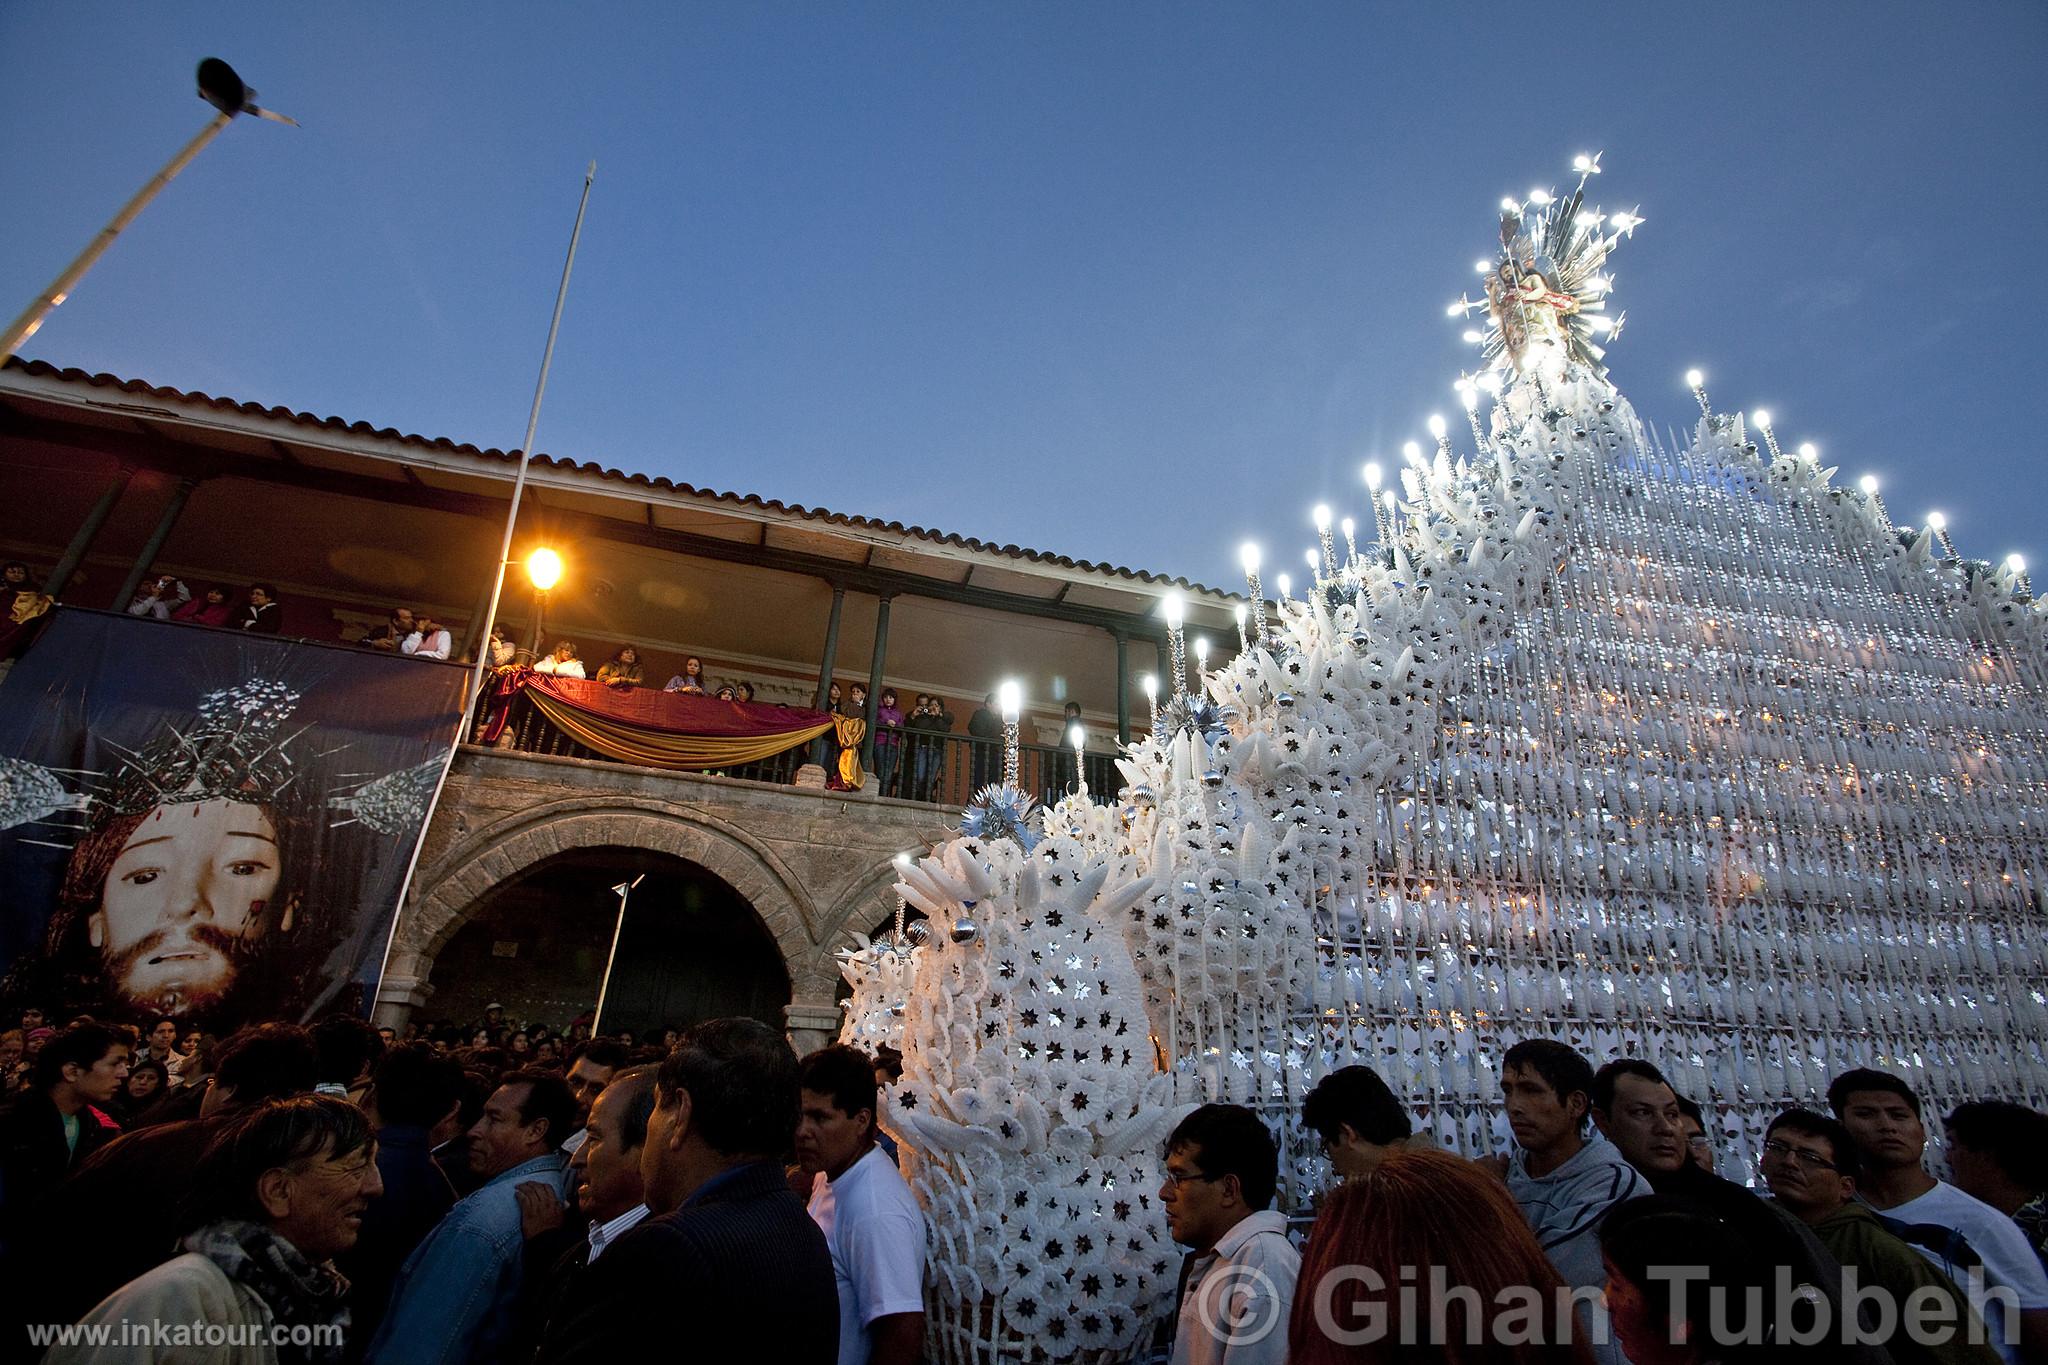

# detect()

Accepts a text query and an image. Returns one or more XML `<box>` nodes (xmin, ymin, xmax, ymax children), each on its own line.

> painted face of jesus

<box><xmin>90</xmin><ymin>797</ymin><xmax>287</xmax><ymax>1013</ymax></box>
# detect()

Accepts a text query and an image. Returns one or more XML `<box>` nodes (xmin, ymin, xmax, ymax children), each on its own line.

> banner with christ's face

<box><xmin>0</xmin><ymin>608</ymin><xmax>468</xmax><ymax>1029</ymax></box>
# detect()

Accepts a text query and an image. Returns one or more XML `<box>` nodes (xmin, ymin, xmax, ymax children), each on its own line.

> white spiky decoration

<box><xmin>876</xmin><ymin>158</ymin><xmax>2048</xmax><ymax>1357</ymax></box>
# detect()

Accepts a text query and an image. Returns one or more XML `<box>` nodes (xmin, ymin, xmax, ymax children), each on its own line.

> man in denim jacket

<box><xmin>368</xmin><ymin>1069</ymin><xmax>577</xmax><ymax>1365</ymax></box>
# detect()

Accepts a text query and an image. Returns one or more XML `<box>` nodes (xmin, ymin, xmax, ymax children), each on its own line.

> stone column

<box><xmin>784</xmin><ymin>998</ymin><xmax>844</xmax><ymax>1058</ymax></box>
<box><xmin>372</xmin><ymin>945</ymin><xmax>437</xmax><ymax>1030</ymax></box>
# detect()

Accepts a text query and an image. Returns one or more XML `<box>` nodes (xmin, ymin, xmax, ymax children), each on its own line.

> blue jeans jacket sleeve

<box><xmin>366</xmin><ymin>1221</ymin><xmax>511</xmax><ymax>1365</ymax></box>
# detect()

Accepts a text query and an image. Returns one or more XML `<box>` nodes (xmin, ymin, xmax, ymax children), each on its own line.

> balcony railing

<box><xmin>486</xmin><ymin>691</ymin><xmax>1121</xmax><ymax>809</ymax></box>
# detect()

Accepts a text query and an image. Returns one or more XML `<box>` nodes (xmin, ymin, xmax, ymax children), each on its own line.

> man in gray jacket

<box><xmin>1488</xmin><ymin>1039</ymin><xmax>1646</xmax><ymax>1363</ymax></box>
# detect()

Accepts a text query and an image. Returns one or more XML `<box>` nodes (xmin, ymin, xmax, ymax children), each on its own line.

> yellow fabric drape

<box><xmin>834</xmin><ymin>714</ymin><xmax>867</xmax><ymax>788</ymax></box>
<box><xmin>524</xmin><ymin>688</ymin><xmax>833</xmax><ymax>770</ymax></box>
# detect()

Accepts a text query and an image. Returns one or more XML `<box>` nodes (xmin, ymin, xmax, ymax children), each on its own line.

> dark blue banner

<box><xmin>0</xmin><ymin>608</ymin><xmax>467</xmax><ymax>1028</ymax></box>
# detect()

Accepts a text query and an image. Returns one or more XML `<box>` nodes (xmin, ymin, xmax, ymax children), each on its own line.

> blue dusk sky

<box><xmin>4</xmin><ymin>4</ymin><xmax>2043</xmax><ymax>592</ymax></box>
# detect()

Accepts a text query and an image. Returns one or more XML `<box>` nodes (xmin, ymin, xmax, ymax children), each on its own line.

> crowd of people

<box><xmin>6</xmin><ymin>1001</ymin><xmax>2048</xmax><ymax>1365</ymax></box>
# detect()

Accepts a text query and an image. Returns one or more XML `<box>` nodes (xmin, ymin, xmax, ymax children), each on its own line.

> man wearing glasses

<box><xmin>1159</xmin><ymin>1104</ymin><xmax>1297</xmax><ymax>1365</ymax></box>
<box><xmin>1760</xmin><ymin>1108</ymin><xmax>1999</xmax><ymax>1365</ymax></box>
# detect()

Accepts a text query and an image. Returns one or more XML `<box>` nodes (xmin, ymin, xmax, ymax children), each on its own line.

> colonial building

<box><xmin>0</xmin><ymin>358</ymin><xmax>1239</xmax><ymax>1048</ymax></box>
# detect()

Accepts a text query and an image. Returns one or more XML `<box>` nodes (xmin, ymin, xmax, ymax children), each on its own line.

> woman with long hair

<box><xmin>1290</xmin><ymin>1147</ymin><xmax>1595</xmax><ymax>1365</ymax></box>
<box><xmin>663</xmin><ymin>656</ymin><xmax>706</xmax><ymax>694</ymax></box>
<box><xmin>595</xmin><ymin>646</ymin><xmax>643</xmax><ymax>688</ymax></box>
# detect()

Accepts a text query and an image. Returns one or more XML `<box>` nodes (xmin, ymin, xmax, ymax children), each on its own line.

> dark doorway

<box><xmin>428</xmin><ymin>847</ymin><xmax>789</xmax><ymax>1037</ymax></box>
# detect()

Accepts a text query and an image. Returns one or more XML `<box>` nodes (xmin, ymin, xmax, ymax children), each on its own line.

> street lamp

<box><xmin>526</xmin><ymin>547</ymin><xmax>563</xmax><ymax>654</ymax></box>
<box><xmin>3</xmin><ymin>59</ymin><xmax>298</xmax><ymax>360</ymax></box>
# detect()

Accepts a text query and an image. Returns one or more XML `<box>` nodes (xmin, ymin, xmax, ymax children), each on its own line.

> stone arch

<box><xmin>817</xmin><ymin>858</ymin><xmax>921</xmax><ymax>959</ymax></box>
<box><xmin>381</xmin><ymin>796</ymin><xmax>829</xmax><ymax>1022</ymax></box>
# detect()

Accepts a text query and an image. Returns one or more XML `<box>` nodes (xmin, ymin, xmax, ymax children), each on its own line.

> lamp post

<box><xmin>998</xmin><ymin>680</ymin><xmax>1021</xmax><ymax>788</ymax></box>
<box><xmin>3</xmin><ymin>59</ymin><xmax>297</xmax><ymax>361</ymax></box>
<box><xmin>1069</xmin><ymin>723</ymin><xmax>1086</xmax><ymax>795</ymax></box>
<box><xmin>592</xmin><ymin>873</ymin><xmax>644</xmax><ymax>1037</ymax></box>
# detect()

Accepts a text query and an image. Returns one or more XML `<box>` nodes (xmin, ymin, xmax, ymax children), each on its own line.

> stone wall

<box><xmin>377</xmin><ymin>747</ymin><xmax>958</xmax><ymax>1053</ymax></box>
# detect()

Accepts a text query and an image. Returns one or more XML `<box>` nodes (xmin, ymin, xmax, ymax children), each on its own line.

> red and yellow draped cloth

<box><xmin>480</xmin><ymin>669</ymin><xmax>835</xmax><ymax>771</ymax></box>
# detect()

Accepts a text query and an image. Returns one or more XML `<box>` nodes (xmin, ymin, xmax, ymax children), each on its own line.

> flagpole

<box><xmin>369</xmin><ymin>161</ymin><xmax>597</xmax><ymax>1028</ymax></box>
<box><xmin>592</xmin><ymin>874</ymin><xmax>643</xmax><ymax>1037</ymax></box>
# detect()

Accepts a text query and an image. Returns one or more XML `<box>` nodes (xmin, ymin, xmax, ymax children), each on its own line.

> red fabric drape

<box><xmin>478</xmin><ymin>669</ymin><xmax>835</xmax><ymax>770</ymax></box>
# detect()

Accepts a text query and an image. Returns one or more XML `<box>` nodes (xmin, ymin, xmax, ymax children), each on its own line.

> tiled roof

<box><xmin>3</xmin><ymin>358</ymin><xmax>1232</xmax><ymax>600</ymax></box>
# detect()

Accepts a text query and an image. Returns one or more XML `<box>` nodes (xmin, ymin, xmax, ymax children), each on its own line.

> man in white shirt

<box><xmin>796</xmin><ymin>1045</ymin><xmax>924</xmax><ymax>1365</ymax></box>
<box><xmin>401</xmin><ymin>613</ymin><xmax>452</xmax><ymax>660</ymax></box>
<box><xmin>1831</xmin><ymin>1068</ymin><xmax>2048</xmax><ymax>1365</ymax></box>
<box><xmin>1161</xmin><ymin>1103</ymin><xmax>1298</xmax><ymax>1365</ymax></box>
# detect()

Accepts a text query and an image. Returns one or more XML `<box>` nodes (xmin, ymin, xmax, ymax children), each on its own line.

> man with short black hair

<box><xmin>796</xmin><ymin>1045</ymin><xmax>923</xmax><ymax>1365</ymax></box>
<box><xmin>0</xmin><ymin>1022</ymin><xmax>128</xmax><ymax>1246</ymax></box>
<box><xmin>311</xmin><ymin>1014</ymin><xmax>385</xmax><ymax>1101</ymax></box>
<box><xmin>1595</xmin><ymin>1058</ymin><xmax>1880</xmax><ymax>1362</ymax></box>
<box><xmin>561</xmin><ymin>1038</ymin><xmax>629</xmax><ymax>1158</ymax></box>
<box><xmin>368</xmin><ymin>1069</ymin><xmax>577</xmax><ymax>1365</ymax></box>
<box><xmin>39</xmin><ymin>1022</ymin><xmax>320</xmax><ymax>1323</ymax></box>
<box><xmin>1494</xmin><ymin>1038</ymin><xmax>1645</xmax><ymax>1362</ymax></box>
<box><xmin>342</xmin><ymin>1042</ymin><xmax>467</xmax><ymax>1355</ymax></box>
<box><xmin>1945</xmin><ymin>1101</ymin><xmax>2048</xmax><ymax>1274</ymax></box>
<box><xmin>1160</xmin><ymin>1103</ymin><xmax>1295</xmax><ymax>1365</ymax></box>
<box><xmin>1831</xmin><ymin>1069</ymin><xmax>2048</xmax><ymax>1364</ymax></box>
<box><xmin>524</xmin><ymin>1067</ymin><xmax>659</xmax><ymax>1357</ymax></box>
<box><xmin>1674</xmin><ymin>1092</ymin><xmax>1716</xmax><ymax>1173</ymax></box>
<box><xmin>141</xmin><ymin>1016</ymin><xmax>180</xmax><ymax>1069</ymax></box>
<box><xmin>1300</xmin><ymin>1063</ymin><xmax>1415</xmax><ymax>1179</ymax></box>
<box><xmin>534</xmin><ymin>1018</ymin><xmax>836</xmax><ymax>1364</ymax></box>
<box><xmin>52</xmin><ymin>1096</ymin><xmax>379</xmax><ymax>1365</ymax></box>
<box><xmin>1762</xmin><ymin>1106</ymin><xmax>1998</xmax><ymax>1365</ymax></box>
<box><xmin>360</xmin><ymin>606</ymin><xmax>416</xmax><ymax>652</ymax></box>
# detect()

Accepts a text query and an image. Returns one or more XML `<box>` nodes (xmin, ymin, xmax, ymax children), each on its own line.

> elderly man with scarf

<box><xmin>50</xmin><ymin>1095</ymin><xmax>380</xmax><ymax>1365</ymax></box>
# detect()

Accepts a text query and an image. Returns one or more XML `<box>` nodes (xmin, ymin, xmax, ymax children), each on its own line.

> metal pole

<box><xmin>3</xmin><ymin>113</ymin><xmax>236</xmax><ymax>360</ymax></box>
<box><xmin>592</xmin><ymin>875</ymin><xmax>641</xmax><ymax>1037</ymax></box>
<box><xmin>374</xmin><ymin>162</ymin><xmax>596</xmax><ymax>1022</ymax></box>
<box><xmin>110</xmin><ymin>476</ymin><xmax>200</xmax><ymax>608</ymax></box>
<box><xmin>43</xmin><ymin>466</ymin><xmax>135</xmax><ymax>599</ymax></box>
<box><xmin>463</xmin><ymin>161</ymin><xmax>597</xmax><ymax>714</ymax></box>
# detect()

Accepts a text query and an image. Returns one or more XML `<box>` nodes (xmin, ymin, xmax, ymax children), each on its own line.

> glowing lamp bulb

<box><xmin>893</xmin><ymin>852</ymin><xmax>912</xmax><ymax>869</ymax></box>
<box><xmin>1460</xmin><ymin>386</ymin><xmax>1479</xmax><ymax>411</ymax></box>
<box><xmin>1685</xmin><ymin>368</ymin><xmax>1704</xmax><ymax>388</ymax></box>
<box><xmin>1403</xmin><ymin>440</ymin><xmax>1424</xmax><ymax>466</ymax></box>
<box><xmin>997</xmin><ymin>679</ymin><xmax>1021</xmax><ymax>720</ymax></box>
<box><xmin>1233</xmin><ymin>603</ymin><xmax>1247</xmax><ymax>628</ymax></box>
<box><xmin>1140</xmin><ymin>674</ymin><xmax>1157</xmax><ymax>701</ymax></box>
<box><xmin>1193</xmin><ymin>636</ymin><xmax>1210</xmax><ymax>667</ymax></box>
<box><xmin>1312</xmin><ymin>503</ymin><xmax>1331</xmax><ymax>531</ymax></box>
<box><xmin>1276</xmin><ymin>573</ymin><xmax>1292</xmax><ymax>598</ymax></box>
<box><xmin>1797</xmin><ymin>443</ymin><xmax>1818</xmax><ymax>461</ymax></box>
<box><xmin>1363</xmin><ymin>461</ymin><xmax>1382</xmax><ymax>491</ymax></box>
<box><xmin>1752</xmin><ymin>409</ymin><xmax>1772</xmax><ymax>430</ymax></box>
<box><xmin>525</xmin><ymin>547</ymin><xmax>563</xmax><ymax>591</ymax></box>
<box><xmin>1163</xmin><ymin>591</ymin><xmax>1185</xmax><ymax>630</ymax></box>
<box><xmin>1927</xmin><ymin>511</ymin><xmax>1947</xmax><ymax>530</ymax></box>
<box><xmin>1859</xmin><ymin>474</ymin><xmax>1879</xmax><ymax>496</ymax></box>
<box><xmin>2009</xmin><ymin>554</ymin><xmax>2027</xmax><ymax>574</ymax></box>
<box><xmin>1340</xmin><ymin>516</ymin><xmax>1355</xmax><ymax>539</ymax></box>
<box><xmin>1382</xmin><ymin>490</ymin><xmax>1398</xmax><ymax>511</ymax></box>
<box><xmin>1462</xmin><ymin>329</ymin><xmax>1485</xmax><ymax>344</ymax></box>
<box><xmin>1427</xmin><ymin>414</ymin><xmax>1447</xmax><ymax>440</ymax></box>
<box><xmin>1069</xmin><ymin>723</ymin><xmax>1086</xmax><ymax>754</ymax></box>
<box><xmin>1239</xmin><ymin>541</ymin><xmax>1262</xmax><ymax>574</ymax></box>
<box><xmin>1446</xmin><ymin>302</ymin><xmax>1466</xmax><ymax>318</ymax></box>
<box><xmin>1305</xmin><ymin>548</ymin><xmax>1320</xmax><ymax>572</ymax></box>
<box><xmin>1475</xmin><ymin>260</ymin><xmax>1492</xmax><ymax>274</ymax></box>
<box><xmin>1500</xmin><ymin>197</ymin><xmax>1520</xmax><ymax>213</ymax></box>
